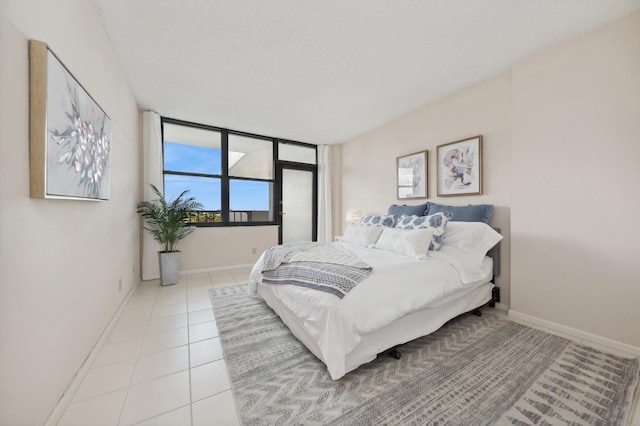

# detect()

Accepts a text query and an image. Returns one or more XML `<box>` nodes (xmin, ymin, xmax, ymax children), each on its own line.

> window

<box><xmin>227</xmin><ymin>133</ymin><xmax>274</xmax><ymax>223</ymax></box>
<box><xmin>163</xmin><ymin>122</ymin><xmax>223</xmax><ymax>223</ymax></box>
<box><xmin>161</xmin><ymin>118</ymin><xmax>314</xmax><ymax>227</ymax></box>
<box><xmin>278</xmin><ymin>142</ymin><xmax>317</xmax><ymax>165</ymax></box>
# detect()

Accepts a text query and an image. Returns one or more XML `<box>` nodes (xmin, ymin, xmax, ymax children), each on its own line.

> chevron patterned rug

<box><xmin>209</xmin><ymin>285</ymin><xmax>639</xmax><ymax>425</ymax></box>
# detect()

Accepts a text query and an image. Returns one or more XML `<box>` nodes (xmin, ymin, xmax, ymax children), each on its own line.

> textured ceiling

<box><xmin>95</xmin><ymin>0</ymin><xmax>640</xmax><ymax>145</ymax></box>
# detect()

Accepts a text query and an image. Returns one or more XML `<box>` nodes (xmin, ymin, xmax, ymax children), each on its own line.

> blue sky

<box><xmin>163</xmin><ymin>142</ymin><xmax>270</xmax><ymax>211</ymax></box>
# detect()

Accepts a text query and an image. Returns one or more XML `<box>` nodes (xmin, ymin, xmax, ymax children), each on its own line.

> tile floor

<box><xmin>57</xmin><ymin>269</ymin><xmax>640</xmax><ymax>425</ymax></box>
<box><xmin>57</xmin><ymin>268</ymin><xmax>249</xmax><ymax>426</ymax></box>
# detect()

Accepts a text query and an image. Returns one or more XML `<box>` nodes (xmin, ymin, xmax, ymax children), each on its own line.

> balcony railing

<box><xmin>186</xmin><ymin>210</ymin><xmax>272</xmax><ymax>224</ymax></box>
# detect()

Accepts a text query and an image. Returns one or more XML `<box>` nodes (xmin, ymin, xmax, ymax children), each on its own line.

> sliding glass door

<box><xmin>278</xmin><ymin>164</ymin><xmax>317</xmax><ymax>244</ymax></box>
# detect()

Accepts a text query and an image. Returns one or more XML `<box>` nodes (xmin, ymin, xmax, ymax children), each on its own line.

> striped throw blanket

<box><xmin>261</xmin><ymin>242</ymin><xmax>372</xmax><ymax>298</ymax></box>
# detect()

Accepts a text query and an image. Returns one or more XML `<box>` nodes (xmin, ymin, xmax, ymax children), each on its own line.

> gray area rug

<box><xmin>209</xmin><ymin>285</ymin><xmax>639</xmax><ymax>425</ymax></box>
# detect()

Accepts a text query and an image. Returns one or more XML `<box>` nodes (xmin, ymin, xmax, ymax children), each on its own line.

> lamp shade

<box><xmin>345</xmin><ymin>209</ymin><xmax>363</xmax><ymax>224</ymax></box>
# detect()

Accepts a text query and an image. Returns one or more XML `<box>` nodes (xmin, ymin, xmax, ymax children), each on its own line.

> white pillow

<box><xmin>341</xmin><ymin>223</ymin><xmax>384</xmax><ymax>247</ymax></box>
<box><xmin>429</xmin><ymin>222</ymin><xmax>502</xmax><ymax>283</ymax></box>
<box><xmin>375</xmin><ymin>227</ymin><xmax>435</xmax><ymax>259</ymax></box>
<box><xmin>441</xmin><ymin>222</ymin><xmax>502</xmax><ymax>263</ymax></box>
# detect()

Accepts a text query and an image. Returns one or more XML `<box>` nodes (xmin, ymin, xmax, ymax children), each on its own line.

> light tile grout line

<box><xmin>55</xmin><ymin>270</ymin><xmax>249</xmax><ymax>425</ymax></box>
<box><xmin>115</xmin><ymin>283</ymin><xmax>160</xmax><ymax>426</ymax></box>
<box><xmin>121</xmin><ymin>275</ymin><xmax>193</xmax><ymax>425</ymax></box>
<box><xmin>46</xmin><ymin>281</ymin><xmax>144</xmax><ymax>426</ymax></box>
<box><xmin>187</xmin><ymin>274</ymin><xmax>195</xmax><ymax>426</ymax></box>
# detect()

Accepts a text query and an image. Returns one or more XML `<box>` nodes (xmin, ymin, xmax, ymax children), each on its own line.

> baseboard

<box><xmin>44</xmin><ymin>279</ymin><xmax>141</xmax><ymax>425</ymax></box>
<box><xmin>493</xmin><ymin>302</ymin><xmax>510</xmax><ymax>311</ymax></box>
<box><xmin>508</xmin><ymin>310</ymin><xmax>640</xmax><ymax>356</ymax></box>
<box><xmin>180</xmin><ymin>263</ymin><xmax>255</xmax><ymax>275</ymax></box>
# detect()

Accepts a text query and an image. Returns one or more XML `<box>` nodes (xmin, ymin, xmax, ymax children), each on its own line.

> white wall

<box><xmin>340</xmin><ymin>9</ymin><xmax>640</xmax><ymax>349</ymax></box>
<box><xmin>340</xmin><ymin>72</ymin><xmax>513</xmax><ymax>303</ymax></box>
<box><xmin>179</xmin><ymin>226</ymin><xmax>278</xmax><ymax>271</ymax></box>
<box><xmin>511</xmin><ymin>10</ymin><xmax>640</xmax><ymax>347</ymax></box>
<box><xmin>0</xmin><ymin>1</ymin><xmax>140</xmax><ymax>424</ymax></box>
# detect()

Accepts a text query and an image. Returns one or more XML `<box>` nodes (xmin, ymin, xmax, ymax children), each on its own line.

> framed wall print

<box><xmin>397</xmin><ymin>150</ymin><xmax>427</xmax><ymax>199</ymax></box>
<box><xmin>436</xmin><ymin>135</ymin><xmax>482</xmax><ymax>196</ymax></box>
<box><xmin>29</xmin><ymin>39</ymin><xmax>111</xmax><ymax>201</ymax></box>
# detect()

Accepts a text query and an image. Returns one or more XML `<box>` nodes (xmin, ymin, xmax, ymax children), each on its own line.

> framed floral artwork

<box><xmin>436</xmin><ymin>135</ymin><xmax>482</xmax><ymax>196</ymax></box>
<box><xmin>29</xmin><ymin>40</ymin><xmax>111</xmax><ymax>201</ymax></box>
<box><xmin>397</xmin><ymin>150</ymin><xmax>427</xmax><ymax>199</ymax></box>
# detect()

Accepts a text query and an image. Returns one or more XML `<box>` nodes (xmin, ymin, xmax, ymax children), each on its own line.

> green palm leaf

<box><xmin>137</xmin><ymin>184</ymin><xmax>203</xmax><ymax>252</ymax></box>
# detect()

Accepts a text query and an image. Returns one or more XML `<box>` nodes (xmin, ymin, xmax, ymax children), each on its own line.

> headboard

<box><xmin>487</xmin><ymin>227</ymin><xmax>501</xmax><ymax>277</ymax></box>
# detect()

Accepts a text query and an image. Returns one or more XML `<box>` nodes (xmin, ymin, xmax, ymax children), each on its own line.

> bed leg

<box><xmin>489</xmin><ymin>286</ymin><xmax>500</xmax><ymax>308</ymax></box>
<box><xmin>389</xmin><ymin>349</ymin><xmax>401</xmax><ymax>359</ymax></box>
<box><xmin>472</xmin><ymin>308</ymin><xmax>482</xmax><ymax>316</ymax></box>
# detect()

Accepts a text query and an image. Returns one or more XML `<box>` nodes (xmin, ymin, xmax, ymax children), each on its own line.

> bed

<box><xmin>248</xmin><ymin>206</ymin><xmax>502</xmax><ymax>380</ymax></box>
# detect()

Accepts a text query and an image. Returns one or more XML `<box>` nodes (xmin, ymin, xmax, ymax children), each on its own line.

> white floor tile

<box><xmin>154</xmin><ymin>293</ymin><xmax>187</xmax><ymax>307</ymax></box>
<box><xmin>72</xmin><ymin>359</ymin><xmax>136</xmax><ymax>402</ymax></box>
<box><xmin>192</xmin><ymin>390</ymin><xmax>240</xmax><ymax>426</ymax></box>
<box><xmin>140</xmin><ymin>327</ymin><xmax>188</xmax><ymax>355</ymax></box>
<box><xmin>119</xmin><ymin>370</ymin><xmax>191</xmax><ymax>425</ymax></box>
<box><xmin>58</xmin><ymin>389</ymin><xmax>126</xmax><ymax>426</ymax></box>
<box><xmin>187</xmin><ymin>287</ymin><xmax>213</xmax><ymax>311</ymax></box>
<box><xmin>130</xmin><ymin>286</ymin><xmax>158</xmax><ymax>297</ymax></box>
<box><xmin>132</xmin><ymin>291</ymin><xmax>155</xmax><ymax>300</ymax></box>
<box><xmin>187</xmin><ymin>272</ymin><xmax>213</xmax><ymax>284</ymax></box>
<box><xmin>190</xmin><ymin>359</ymin><xmax>230</xmax><ymax>402</ymax></box>
<box><xmin>131</xmin><ymin>345</ymin><xmax>189</xmax><ymax>385</ymax></box>
<box><xmin>123</xmin><ymin>299</ymin><xmax>155</xmax><ymax>314</ymax></box>
<box><xmin>188</xmin><ymin>298</ymin><xmax>212</xmax><ymax>313</ymax></box>
<box><xmin>187</xmin><ymin>278</ymin><xmax>213</xmax><ymax>289</ymax></box>
<box><xmin>108</xmin><ymin>322</ymin><xmax>148</xmax><ymax>344</ymax></box>
<box><xmin>189</xmin><ymin>338</ymin><xmax>224</xmax><ymax>367</ymax></box>
<box><xmin>118</xmin><ymin>309</ymin><xmax>152</xmax><ymax>326</ymax></box>
<box><xmin>188</xmin><ymin>308</ymin><xmax>215</xmax><ymax>326</ymax></box>
<box><xmin>93</xmin><ymin>337</ymin><xmax>143</xmax><ymax>367</ymax></box>
<box><xmin>146</xmin><ymin>313</ymin><xmax>188</xmax><ymax>335</ymax></box>
<box><xmin>138</xmin><ymin>279</ymin><xmax>161</xmax><ymax>289</ymax></box>
<box><xmin>209</xmin><ymin>271</ymin><xmax>236</xmax><ymax>287</ymax></box>
<box><xmin>189</xmin><ymin>321</ymin><xmax>219</xmax><ymax>344</ymax></box>
<box><xmin>130</xmin><ymin>285</ymin><xmax>159</xmax><ymax>298</ymax></box>
<box><xmin>151</xmin><ymin>302</ymin><xmax>188</xmax><ymax>319</ymax></box>
<box><xmin>155</xmin><ymin>286</ymin><xmax>186</xmax><ymax>299</ymax></box>
<box><xmin>133</xmin><ymin>405</ymin><xmax>191</xmax><ymax>426</ymax></box>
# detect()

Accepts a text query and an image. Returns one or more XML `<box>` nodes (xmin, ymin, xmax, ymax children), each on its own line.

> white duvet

<box><xmin>248</xmin><ymin>241</ymin><xmax>493</xmax><ymax>378</ymax></box>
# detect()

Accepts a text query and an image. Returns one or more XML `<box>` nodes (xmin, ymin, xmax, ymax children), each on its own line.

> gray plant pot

<box><xmin>158</xmin><ymin>251</ymin><xmax>181</xmax><ymax>286</ymax></box>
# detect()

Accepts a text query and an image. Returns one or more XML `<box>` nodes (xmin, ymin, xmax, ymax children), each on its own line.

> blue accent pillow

<box><xmin>387</xmin><ymin>203</ymin><xmax>429</xmax><ymax>217</ymax></box>
<box><xmin>426</xmin><ymin>203</ymin><xmax>494</xmax><ymax>224</ymax></box>
<box><xmin>360</xmin><ymin>215</ymin><xmax>396</xmax><ymax>227</ymax></box>
<box><xmin>394</xmin><ymin>212</ymin><xmax>450</xmax><ymax>250</ymax></box>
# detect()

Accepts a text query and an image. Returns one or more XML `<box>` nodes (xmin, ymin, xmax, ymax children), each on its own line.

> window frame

<box><xmin>161</xmin><ymin>117</ymin><xmax>317</xmax><ymax>228</ymax></box>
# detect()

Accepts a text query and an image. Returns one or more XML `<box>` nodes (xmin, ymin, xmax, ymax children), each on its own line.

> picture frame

<box><xmin>436</xmin><ymin>135</ymin><xmax>482</xmax><ymax>196</ymax></box>
<box><xmin>396</xmin><ymin>150</ymin><xmax>427</xmax><ymax>199</ymax></box>
<box><xmin>29</xmin><ymin>40</ymin><xmax>111</xmax><ymax>201</ymax></box>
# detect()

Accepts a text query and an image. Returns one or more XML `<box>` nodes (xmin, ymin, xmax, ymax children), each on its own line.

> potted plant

<box><xmin>137</xmin><ymin>184</ymin><xmax>203</xmax><ymax>285</ymax></box>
